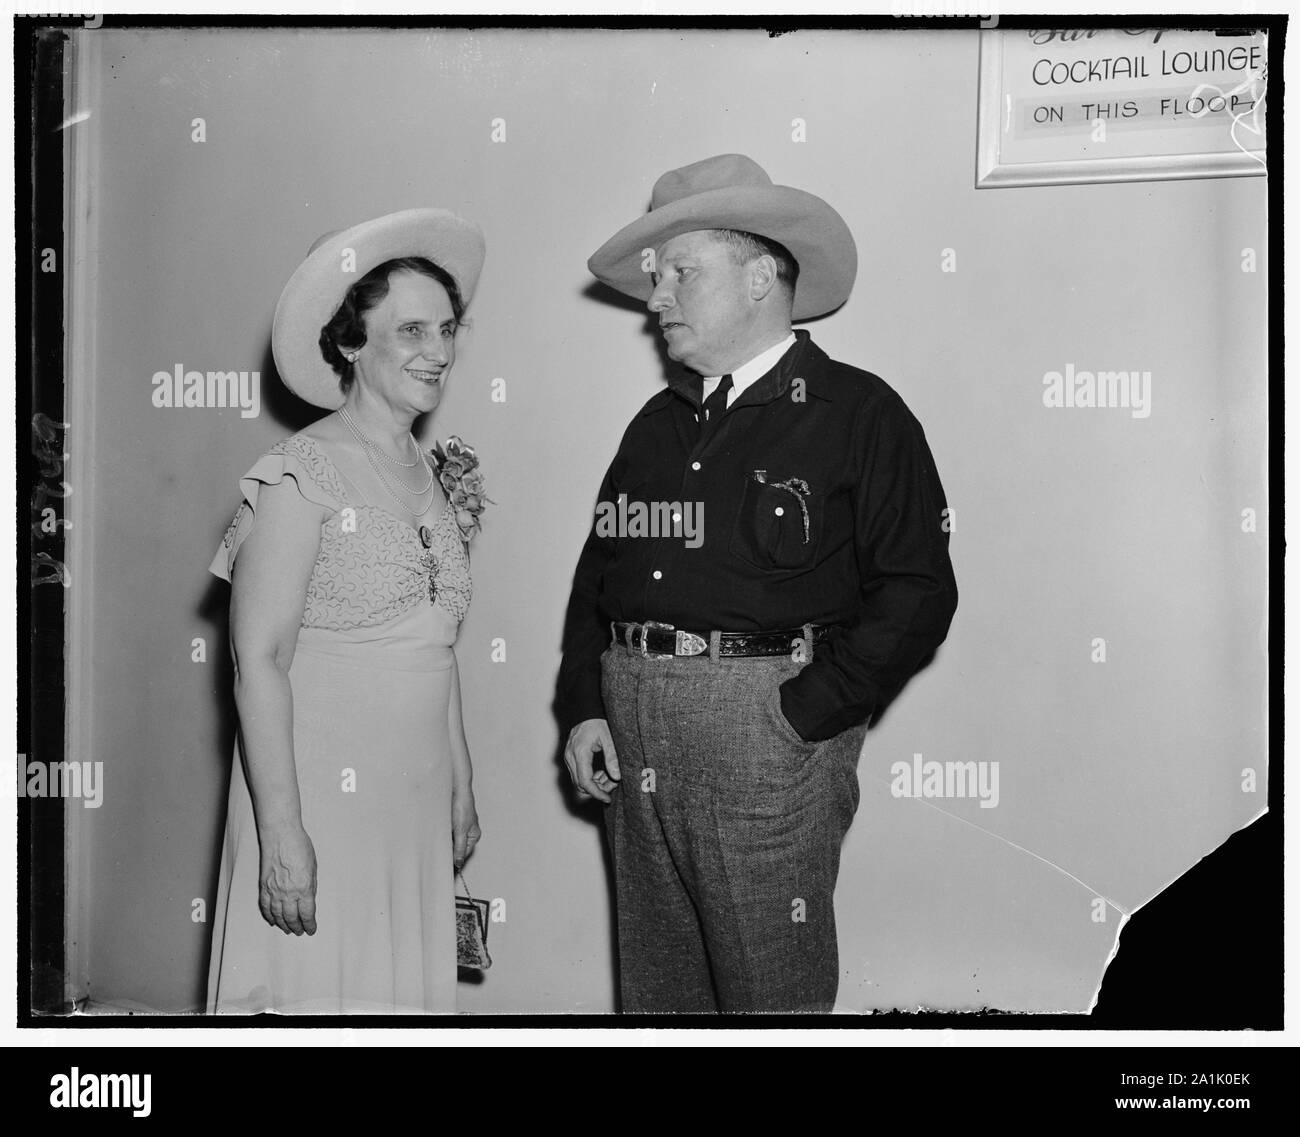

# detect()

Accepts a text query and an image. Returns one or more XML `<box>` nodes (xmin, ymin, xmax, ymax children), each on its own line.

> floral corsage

<box><xmin>431</xmin><ymin>436</ymin><xmax>492</xmax><ymax>543</ymax></box>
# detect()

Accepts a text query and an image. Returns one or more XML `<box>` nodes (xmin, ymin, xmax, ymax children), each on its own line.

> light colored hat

<box><xmin>272</xmin><ymin>207</ymin><xmax>485</xmax><ymax>409</ymax></box>
<box><xmin>587</xmin><ymin>154</ymin><xmax>856</xmax><ymax>321</ymax></box>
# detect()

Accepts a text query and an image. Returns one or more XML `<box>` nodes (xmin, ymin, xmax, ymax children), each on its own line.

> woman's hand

<box><xmin>451</xmin><ymin>784</ymin><xmax>481</xmax><ymax>873</ymax></box>
<box><xmin>257</xmin><ymin>825</ymin><xmax>318</xmax><ymax>936</ymax></box>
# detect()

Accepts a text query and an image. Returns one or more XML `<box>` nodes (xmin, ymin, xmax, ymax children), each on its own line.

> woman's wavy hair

<box><xmin>319</xmin><ymin>256</ymin><xmax>467</xmax><ymax>396</ymax></box>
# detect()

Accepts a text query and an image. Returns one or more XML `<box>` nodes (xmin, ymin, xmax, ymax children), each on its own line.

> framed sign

<box><xmin>977</xmin><ymin>27</ymin><xmax>1267</xmax><ymax>187</ymax></box>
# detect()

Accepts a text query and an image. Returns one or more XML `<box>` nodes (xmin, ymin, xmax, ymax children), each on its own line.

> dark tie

<box><xmin>699</xmin><ymin>374</ymin><xmax>734</xmax><ymax>436</ymax></box>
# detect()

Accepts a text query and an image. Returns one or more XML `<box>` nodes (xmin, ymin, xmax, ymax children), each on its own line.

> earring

<box><xmin>345</xmin><ymin>351</ymin><xmax>359</xmax><ymax>363</ymax></box>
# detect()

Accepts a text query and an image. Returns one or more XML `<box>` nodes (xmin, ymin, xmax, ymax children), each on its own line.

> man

<box><xmin>559</xmin><ymin>154</ymin><xmax>957</xmax><ymax>1013</ymax></box>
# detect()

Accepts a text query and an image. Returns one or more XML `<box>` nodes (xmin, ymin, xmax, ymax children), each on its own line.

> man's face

<box><xmin>648</xmin><ymin>230</ymin><xmax>755</xmax><ymax>376</ymax></box>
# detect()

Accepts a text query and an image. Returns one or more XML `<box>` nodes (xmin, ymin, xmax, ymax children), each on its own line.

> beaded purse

<box><xmin>455</xmin><ymin>871</ymin><xmax>492</xmax><ymax>970</ymax></box>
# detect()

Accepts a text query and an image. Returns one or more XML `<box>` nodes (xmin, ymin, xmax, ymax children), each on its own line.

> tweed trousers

<box><xmin>600</xmin><ymin>636</ymin><xmax>866</xmax><ymax>1013</ymax></box>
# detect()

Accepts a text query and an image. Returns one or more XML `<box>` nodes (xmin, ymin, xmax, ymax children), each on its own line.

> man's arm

<box><xmin>556</xmin><ymin>441</ymin><xmax>626</xmax><ymax>734</ymax></box>
<box><xmin>778</xmin><ymin>389</ymin><xmax>958</xmax><ymax>741</ymax></box>
<box><xmin>557</xmin><ymin>442</ymin><xmax>631</xmax><ymax>803</ymax></box>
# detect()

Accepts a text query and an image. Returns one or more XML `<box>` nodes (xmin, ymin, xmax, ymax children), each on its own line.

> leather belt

<box><xmin>611</xmin><ymin>620</ymin><xmax>838</xmax><ymax>659</ymax></box>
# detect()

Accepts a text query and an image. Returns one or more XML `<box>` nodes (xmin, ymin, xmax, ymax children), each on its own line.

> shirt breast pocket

<box><xmin>729</xmin><ymin>473</ymin><xmax>822</xmax><ymax>570</ymax></box>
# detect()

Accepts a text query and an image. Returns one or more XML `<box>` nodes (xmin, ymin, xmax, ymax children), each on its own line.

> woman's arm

<box><xmin>447</xmin><ymin>652</ymin><xmax>481</xmax><ymax>871</ymax></box>
<box><xmin>228</xmin><ymin>477</ymin><xmax>326</xmax><ymax>935</ymax></box>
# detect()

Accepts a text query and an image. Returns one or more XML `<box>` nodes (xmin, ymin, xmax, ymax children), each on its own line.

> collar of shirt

<box><xmin>701</xmin><ymin>332</ymin><xmax>798</xmax><ymax>407</ymax></box>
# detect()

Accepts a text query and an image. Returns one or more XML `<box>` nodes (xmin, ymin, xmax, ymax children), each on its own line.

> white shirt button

<box><xmin>672</xmin><ymin>513</ymin><xmax>681</xmax><ymax>523</ymax></box>
<box><xmin>652</xmin><ymin>571</ymin><xmax>662</xmax><ymax>580</ymax></box>
<box><xmin>774</xmin><ymin>506</ymin><xmax>784</xmax><ymax>516</ymax></box>
<box><xmin>691</xmin><ymin>461</ymin><xmax>701</xmax><ymax>471</ymax></box>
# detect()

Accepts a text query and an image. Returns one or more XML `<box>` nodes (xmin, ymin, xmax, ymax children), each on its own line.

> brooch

<box><xmin>421</xmin><ymin>550</ymin><xmax>439</xmax><ymax>605</ymax></box>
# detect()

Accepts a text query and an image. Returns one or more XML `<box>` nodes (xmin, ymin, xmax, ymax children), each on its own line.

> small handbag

<box><xmin>455</xmin><ymin>871</ymin><xmax>492</xmax><ymax>970</ymax></box>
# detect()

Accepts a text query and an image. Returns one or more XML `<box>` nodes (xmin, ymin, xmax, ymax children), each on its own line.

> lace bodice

<box><xmin>212</xmin><ymin>433</ymin><xmax>472</xmax><ymax>630</ymax></box>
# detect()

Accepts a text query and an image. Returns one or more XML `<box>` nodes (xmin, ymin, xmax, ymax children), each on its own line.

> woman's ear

<box><xmin>329</xmin><ymin>330</ymin><xmax>364</xmax><ymax>361</ymax></box>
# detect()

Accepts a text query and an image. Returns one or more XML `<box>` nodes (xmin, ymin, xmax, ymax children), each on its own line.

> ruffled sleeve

<box><xmin>208</xmin><ymin>436</ymin><xmax>348</xmax><ymax>582</ymax></box>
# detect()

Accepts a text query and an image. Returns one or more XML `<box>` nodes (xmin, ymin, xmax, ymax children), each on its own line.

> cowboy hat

<box><xmin>272</xmin><ymin>207</ymin><xmax>485</xmax><ymax>410</ymax></box>
<box><xmin>587</xmin><ymin>154</ymin><xmax>856</xmax><ymax>321</ymax></box>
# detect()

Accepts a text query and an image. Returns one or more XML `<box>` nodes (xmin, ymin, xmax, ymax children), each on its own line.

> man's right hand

<box><xmin>564</xmin><ymin>718</ymin><xmax>621</xmax><ymax>803</ymax></box>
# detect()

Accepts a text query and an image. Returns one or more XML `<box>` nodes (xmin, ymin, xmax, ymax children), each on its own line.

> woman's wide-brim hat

<box><xmin>587</xmin><ymin>154</ymin><xmax>856</xmax><ymax>321</ymax></box>
<box><xmin>272</xmin><ymin>207</ymin><xmax>485</xmax><ymax>410</ymax></box>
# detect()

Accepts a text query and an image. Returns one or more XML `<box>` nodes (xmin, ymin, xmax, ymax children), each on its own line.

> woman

<box><xmin>206</xmin><ymin>209</ymin><xmax>488</xmax><ymax>1013</ymax></box>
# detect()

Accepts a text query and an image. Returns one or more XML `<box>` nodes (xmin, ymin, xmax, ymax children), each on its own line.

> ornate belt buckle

<box><xmin>640</xmin><ymin>619</ymin><xmax>675</xmax><ymax>659</ymax></box>
<box><xmin>675</xmin><ymin>630</ymin><xmax>706</xmax><ymax>656</ymax></box>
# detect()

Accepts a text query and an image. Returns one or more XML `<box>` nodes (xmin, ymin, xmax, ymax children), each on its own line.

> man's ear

<box><xmin>747</xmin><ymin>254</ymin><xmax>780</xmax><ymax>302</ymax></box>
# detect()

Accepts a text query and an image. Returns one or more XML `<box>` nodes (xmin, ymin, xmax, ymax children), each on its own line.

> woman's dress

<box><xmin>205</xmin><ymin>432</ymin><xmax>472</xmax><ymax>1014</ymax></box>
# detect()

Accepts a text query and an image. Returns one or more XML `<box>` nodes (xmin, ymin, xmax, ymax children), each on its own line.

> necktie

<box><xmin>699</xmin><ymin>374</ymin><xmax>734</xmax><ymax>436</ymax></box>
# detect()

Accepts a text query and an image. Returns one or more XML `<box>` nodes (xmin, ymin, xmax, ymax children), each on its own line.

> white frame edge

<box><xmin>63</xmin><ymin>28</ymin><xmax>102</xmax><ymax>1013</ymax></box>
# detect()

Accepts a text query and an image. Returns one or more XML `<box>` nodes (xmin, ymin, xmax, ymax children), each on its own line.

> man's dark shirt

<box><xmin>558</xmin><ymin>330</ymin><xmax>958</xmax><ymax>742</ymax></box>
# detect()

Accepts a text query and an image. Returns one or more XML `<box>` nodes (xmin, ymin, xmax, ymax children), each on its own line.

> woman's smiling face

<box><xmin>352</xmin><ymin>270</ymin><xmax>458</xmax><ymax>416</ymax></box>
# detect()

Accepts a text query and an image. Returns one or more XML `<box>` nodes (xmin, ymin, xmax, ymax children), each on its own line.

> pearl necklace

<box><xmin>338</xmin><ymin>407</ymin><xmax>437</xmax><ymax>517</ymax></box>
<box><xmin>338</xmin><ymin>406</ymin><xmax>422</xmax><ymax>468</ymax></box>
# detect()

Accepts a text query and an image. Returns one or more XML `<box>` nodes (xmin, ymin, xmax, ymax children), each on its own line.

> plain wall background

<box><xmin>64</xmin><ymin>27</ymin><xmax>1267</xmax><ymax>1013</ymax></box>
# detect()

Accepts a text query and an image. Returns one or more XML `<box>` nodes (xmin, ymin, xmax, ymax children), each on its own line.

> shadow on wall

<box><xmin>579</xmin><ymin>278</ymin><xmax>679</xmax><ymax>375</ymax></box>
<box><xmin>259</xmin><ymin>339</ymin><xmax>323</xmax><ymax>437</ymax></box>
<box><xmin>195</xmin><ymin>576</ymin><xmax>234</xmax><ymax>1010</ymax></box>
<box><xmin>546</xmin><ymin>282</ymin><xmax>683</xmax><ymax>1012</ymax></box>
